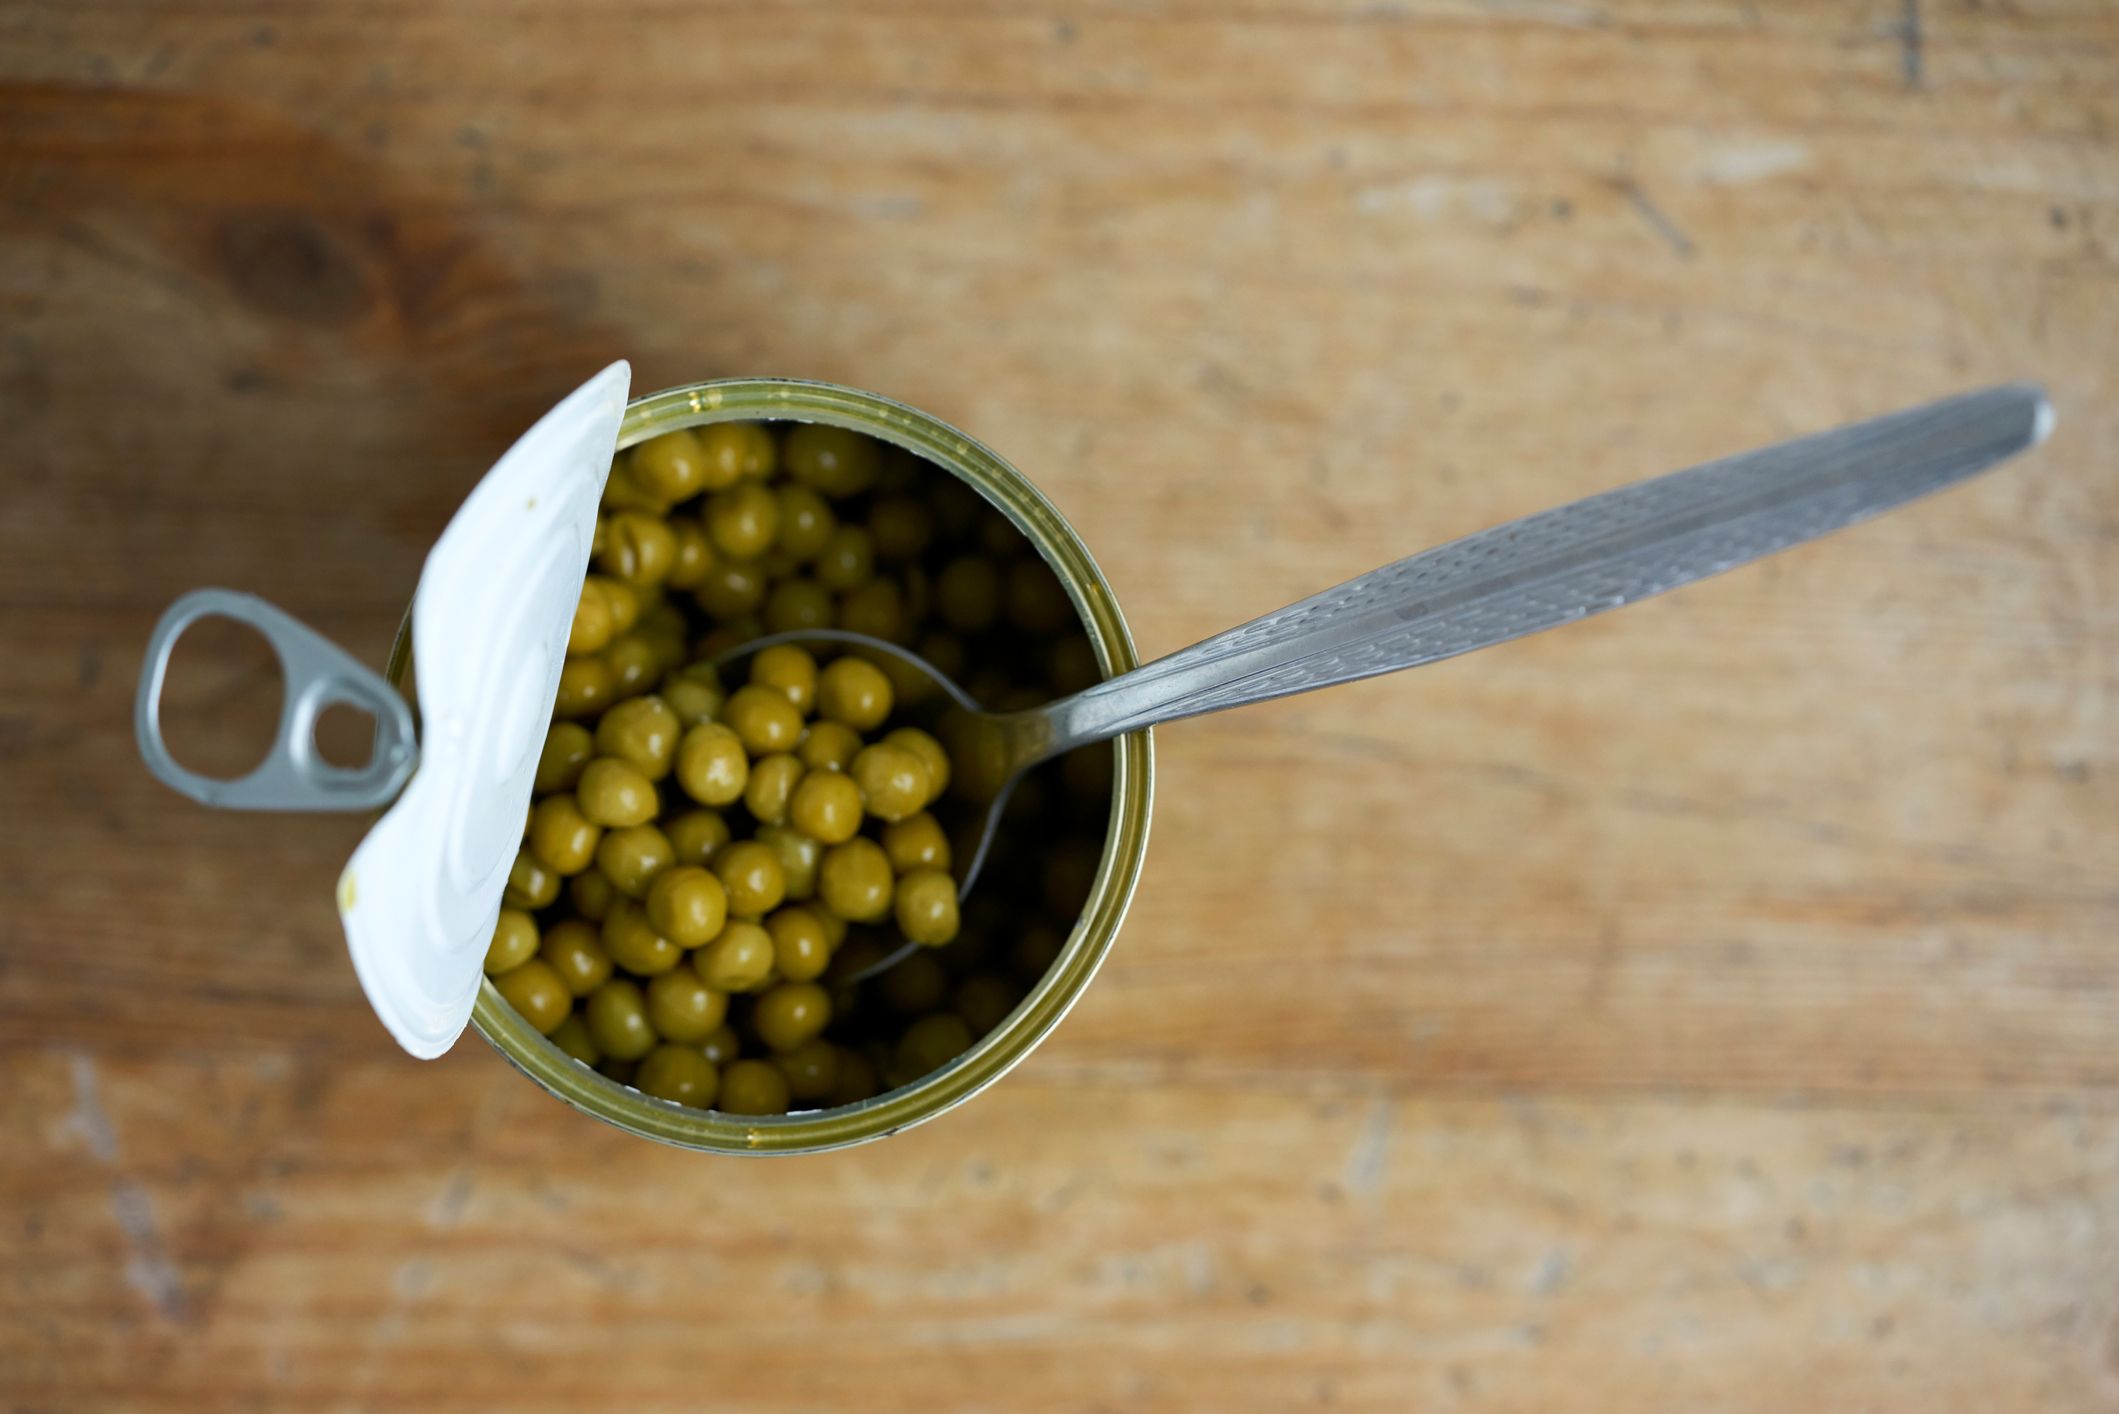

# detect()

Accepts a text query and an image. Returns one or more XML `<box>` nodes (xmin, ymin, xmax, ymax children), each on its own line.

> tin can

<box><xmin>389</xmin><ymin>378</ymin><xmax>1154</xmax><ymax>1153</ymax></box>
<box><xmin>140</xmin><ymin>369</ymin><xmax>1151</xmax><ymax>1152</ymax></box>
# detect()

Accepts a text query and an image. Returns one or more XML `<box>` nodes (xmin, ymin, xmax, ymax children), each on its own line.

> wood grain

<box><xmin>3</xmin><ymin>1</ymin><xmax>2116</xmax><ymax>1409</ymax></box>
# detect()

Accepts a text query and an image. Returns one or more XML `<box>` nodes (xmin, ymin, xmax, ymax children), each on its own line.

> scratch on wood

<box><xmin>1615</xmin><ymin>177</ymin><xmax>1696</xmax><ymax>259</ymax></box>
<box><xmin>393</xmin><ymin>1259</ymin><xmax>434</xmax><ymax>1298</ymax></box>
<box><xmin>1899</xmin><ymin>0</ymin><xmax>1923</xmax><ymax>89</ymax></box>
<box><xmin>113</xmin><ymin>1179</ymin><xmax>189</xmax><ymax>1321</ymax></box>
<box><xmin>63</xmin><ymin>1052</ymin><xmax>120</xmax><ymax>1161</ymax></box>
<box><xmin>1040</xmin><ymin>1171</ymin><xmax>1090</xmax><ymax>1213</ymax></box>
<box><xmin>557</xmin><ymin>1244</ymin><xmax>647</xmax><ymax>1293</ymax></box>
<box><xmin>1343</xmin><ymin>1094</ymin><xmax>1393</xmax><ymax>1197</ymax></box>
<box><xmin>428</xmin><ymin>1169</ymin><xmax>473</xmax><ymax>1227</ymax></box>
<box><xmin>64</xmin><ymin>1054</ymin><xmax>188</xmax><ymax>1321</ymax></box>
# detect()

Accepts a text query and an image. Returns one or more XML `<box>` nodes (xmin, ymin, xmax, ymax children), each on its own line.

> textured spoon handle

<box><xmin>1041</xmin><ymin>384</ymin><xmax>2050</xmax><ymax>750</ymax></box>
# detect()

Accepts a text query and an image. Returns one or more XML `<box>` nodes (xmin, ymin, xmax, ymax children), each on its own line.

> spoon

<box><xmin>719</xmin><ymin>384</ymin><xmax>2051</xmax><ymax>979</ymax></box>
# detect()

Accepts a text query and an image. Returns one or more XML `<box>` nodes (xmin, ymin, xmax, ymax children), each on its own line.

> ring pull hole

<box><xmin>159</xmin><ymin>613</ymin><xmax>284</xmax><ymax>781</ymax></box>
<box><xmin>312</xmin><ymin>699</ymin><xmax>380</xmax><ymax>771</ymax></box>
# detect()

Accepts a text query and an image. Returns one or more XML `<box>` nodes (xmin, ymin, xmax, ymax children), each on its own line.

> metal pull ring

<box><xmin>135</xmin><ymin>589</ymin><xmax>418</xmax><ymax>812</ymax></box>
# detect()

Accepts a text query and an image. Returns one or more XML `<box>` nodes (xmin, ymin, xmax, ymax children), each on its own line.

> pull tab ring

<box><xmin>136</xmin><ymin>589</ymin><xmax>418</xmax><ymax>812</ymax></box>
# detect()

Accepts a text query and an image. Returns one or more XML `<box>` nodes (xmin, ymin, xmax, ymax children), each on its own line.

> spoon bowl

<box><xmin>711</xmin><ymin>626</ymin><xmax>1052</xmax><ymax>980</ymax></box>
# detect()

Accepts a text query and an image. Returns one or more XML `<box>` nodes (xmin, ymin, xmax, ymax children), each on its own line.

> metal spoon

<box><xmin>721</xmin><ymin>384</ymin><xmax>2051</xmax><ymax>979</ymax></box>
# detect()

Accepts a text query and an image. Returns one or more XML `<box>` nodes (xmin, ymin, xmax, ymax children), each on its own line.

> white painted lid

<box><xmin>339</xmin><ymin>361</ymin><xmax>630</xmax><ymax>1057</ymax></box>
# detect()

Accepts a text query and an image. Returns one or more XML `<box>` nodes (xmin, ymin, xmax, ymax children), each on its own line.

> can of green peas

<box><xmin>138</xmin><ymin>369</ymin><xmax>1153</xmax><ymax>1155</ymax></box>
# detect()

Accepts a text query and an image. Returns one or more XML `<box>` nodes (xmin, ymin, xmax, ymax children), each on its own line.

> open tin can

<box><xmin>136</xmin><ymin>366</ymin><xmax>1153</xmax><ymax>1154</ymax></box>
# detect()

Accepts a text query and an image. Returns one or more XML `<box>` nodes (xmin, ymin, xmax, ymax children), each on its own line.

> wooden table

<box><xmin>4</xmin><ymin>2</ymin><xmax>2115</xmax><ymax>1408</ymax></box>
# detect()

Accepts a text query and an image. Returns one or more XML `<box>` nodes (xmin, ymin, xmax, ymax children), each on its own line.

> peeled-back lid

<box><xmin>340</xmin><ymin>361</ymin><xmax>630</xmax><ymax>1057</ymax></box>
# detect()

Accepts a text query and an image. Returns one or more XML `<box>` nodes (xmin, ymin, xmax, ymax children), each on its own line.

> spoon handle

<box><xmin>1039</xmin><ymin>384</ymin><xmax>2051</xmax><ymax>751</ymax></box>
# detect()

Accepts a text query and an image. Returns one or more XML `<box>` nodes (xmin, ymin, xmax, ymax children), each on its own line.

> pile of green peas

<box><xmin>483</xmin><ymin>418</ymin><xmax>1114</xmax><ymax>1115</ymax></box>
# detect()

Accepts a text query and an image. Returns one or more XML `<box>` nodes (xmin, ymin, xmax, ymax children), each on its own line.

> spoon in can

<box><xmin>719</xmin><ymin>384</ymin><xmax>2052</xmax><ymax>979</ymax></box>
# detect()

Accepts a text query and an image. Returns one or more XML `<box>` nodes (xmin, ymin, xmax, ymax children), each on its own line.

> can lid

<box><xmin>340</xmin><ymin>361</ymin><xmax>631</xmax><ymax>1058</ymax></box>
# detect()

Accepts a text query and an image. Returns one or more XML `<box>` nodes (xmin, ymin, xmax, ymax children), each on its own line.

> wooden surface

<box><xmin>4</xmin><ymin>2</ymin><xmax>2117</xmax><ymax>1408</ymax></box>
